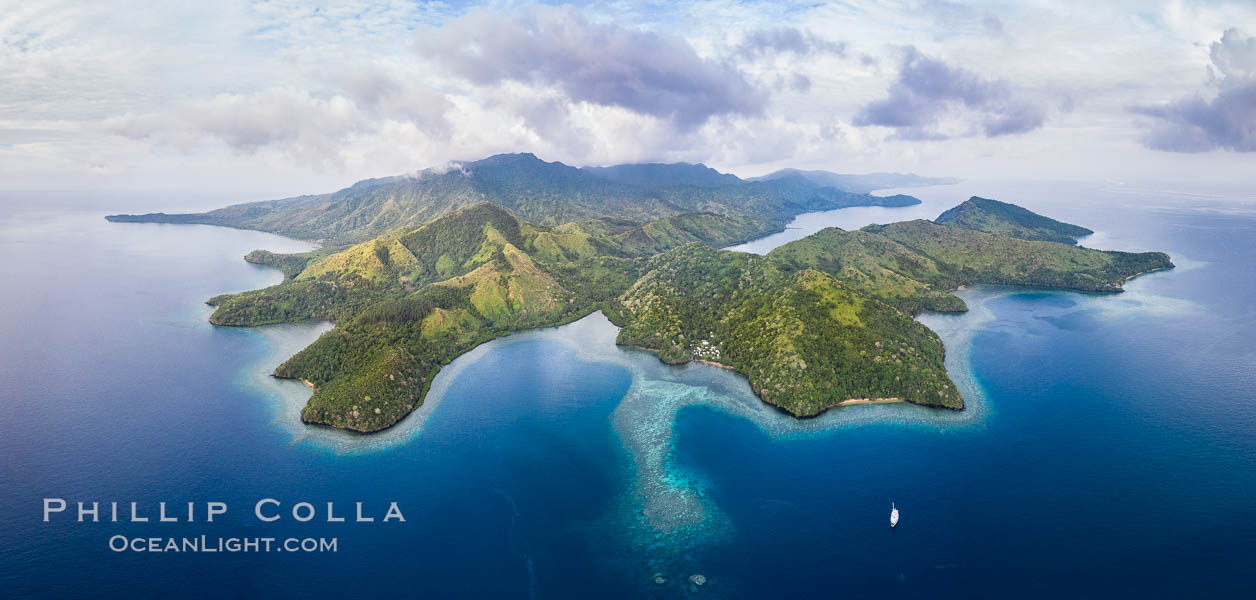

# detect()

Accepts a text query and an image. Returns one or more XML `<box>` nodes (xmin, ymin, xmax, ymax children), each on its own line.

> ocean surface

<box><xmin>2</xmin><ymin>181</ymin><xmax>1255</xmax><ymax>597</ymax></box>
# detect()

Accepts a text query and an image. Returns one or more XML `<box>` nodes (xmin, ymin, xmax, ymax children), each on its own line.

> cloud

<box><xmin>788</xmin><ymin>73</ymin><xmax>811</xmax><ymax>93</ymax></box>
<box><xmin>1133</xmin><ymin>87</ymin><xmax>1256</xmax><ymax>153</ymax></box>
<box><xmin>413</xmin><ymin>5</ymin><xmax>766</xmax><ymax>128</ymax></box>
<box><xmin>916</xmin><ymin>0</ymin><xmax>1005</xmax><ymax>37</ymax></box>
<box><xmin>331</xmin><ymin>68</ymin><xmax>453</xmax><ymax>136</ymax></box>
<box><xmin>102</xmin><ymin>69</ymin><xmax>452</xmax><ymax>168</ymax></box>
<box><xmin>732</xmin><ymin>27</ymin><xmax>848</xmax><ymax>96</ymax></box>
<box><xmin>734</xmin><ymin>27</ymin><xmax>846</xmax><ymax>59</ymax></box>
<box><xmin>1208</xmin><ymin>27</ymin><xmax>1256</xmax><ymax>80</ymax></box>
<box><xmin>106</xmin><ymin>88</ymin><xmax>376</xmax><ymax>168</ymax></box>
<box><xmin>8</xmin><ymin>0</ymin><xmax>1256</xmax><ymax>191</ymax></box>
<box><xmin>853</xmin><ymin>46</ymin><xmax>1046</xmax><ymax>140</ymax></box>
<box><xmin>1132</xmin><ymin>28</ymin><xmax>1256</xmax><ymax>152</ymax></box>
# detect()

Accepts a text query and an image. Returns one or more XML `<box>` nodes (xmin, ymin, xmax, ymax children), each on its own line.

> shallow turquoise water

<box><xmin>2</xmin><ymin>181</ymin><xmax>1254</xmax><ymax>597</ymax></box>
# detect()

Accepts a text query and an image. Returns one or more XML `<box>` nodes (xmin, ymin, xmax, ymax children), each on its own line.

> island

<box><xmin>108</xmin><ymin>154</ymin><xmax>1173</xmax><ymax>432</ymax></box>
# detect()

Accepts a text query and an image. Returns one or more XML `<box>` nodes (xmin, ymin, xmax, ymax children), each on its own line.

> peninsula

<box><xmin>108</xmin><ymin>154</ymin><xmax>1172</xmax><ymax>432</ymax></box>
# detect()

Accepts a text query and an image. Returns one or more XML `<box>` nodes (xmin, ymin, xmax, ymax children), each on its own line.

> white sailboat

<box><xmin>890</xmin><ymin>502</ymin><xmax>899</xmax><ymax>528</ymax></box>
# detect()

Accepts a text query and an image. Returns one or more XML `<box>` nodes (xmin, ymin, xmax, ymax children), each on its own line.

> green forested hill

<box><xmin>863</xmin><ymin>219</ymin><xmax>1169</xmax><ymax>291</ymax></box>
<box><xmin>935</xmin><ymin>196</ymin><xmax>1094</xmax><ymax>243</ymax></box>
<box><xmin>105</xmin><ymin>153</ymin><xmax>920</xmax><ymax>244</ymax></box>
<box><xmin>193</xmin><ymin>196</ymin><xmax>1170</xmax><ymax>431</ymax></box>
<box><xmin>767</xmin><ymin>228</ymin><xmax>968</xmax><ymax>314</ymax></box>
<box><xmin>600</xmin><ymin>212</ymin><xmax>777</xmax><ymax>256</ymax></box>
<box><xmin>611</xmin><ymin>244</ymin><xmax>961</xmax><ymax>415</ymax></box>
<box><xmin>610</xmin><ymin>203</ymin><xmax>1170</xmax><ymax>416</ymax></box>
<box><xmin>213</xmin><ymin>204</ymin><xmax>623</xmax><ymax>431</ymax></box>
<box><xmin>766</xmin><ymin>214</ymin><xmax>1170</xmax><ymax>316</ymax></box>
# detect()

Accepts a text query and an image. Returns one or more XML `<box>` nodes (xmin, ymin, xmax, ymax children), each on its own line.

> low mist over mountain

<box><xmin>579</xmin><ymin>163</ymin><xmax>743</xmax><ymax>188</ymax></box>
<box><xmin>750</xmin><ymin>168</ymin><xmax>960</xmax><ymax>194</ymax></box>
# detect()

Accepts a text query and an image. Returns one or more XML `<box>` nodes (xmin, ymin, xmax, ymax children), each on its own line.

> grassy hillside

<box><xmin>767</xmin><ymin>215</ymin><xmax>1170</xmax><ymax>315</ymax></box>
<box><xmin>768</xmin><ymin>228</ymin><xmax>968</xmax><ymax>314</ymax></box>
<box><xmin>211</xmin><ymin>204</ymin><xmax>599</xmax><ymax>431</ymax></box>
<box><xmin>285</xmin><ymin>241</ymin><xmax>588</xmax><ymax>432</ymax></box>
<box><xmin>935</xmin><ymin>196</ymin><xmax>1094</xmax><ymax>243</ymax></box>
<box><xmin>863</xmin><ymin>220</ymin><xmax>1171</xmax><ymax>292</ymax></box>
<box><xmin>602</xmin><ymin>212</ymin><xmax>779</xmax><ymax>256</ymax></box>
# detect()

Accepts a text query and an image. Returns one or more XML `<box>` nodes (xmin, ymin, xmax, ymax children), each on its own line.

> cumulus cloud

<box><xmin>1132</xmin><ymin>28</ymin><xmax>1256</xmax><ymax>153</ymax></box>
<box><xmin>734</xmin><ymin>27</ymin><xmax>846</xmax><ymax>59</ymax></box>
<box><xmin>1209</xmin><ymin>27</ymin><xmax>1256</xmax><ymax>80</ymax></box>
<box><xmin>331</xmin><ymin>68</ymin><xmax>452</xmax><ymax>136</ymax></box>
<box><xmin>413</xmin><ymin>5</ymin><xmax>766</xmax><ymax>129</ymax></box>
<box><xmin>853</xmin><ymin>46</ymin><xmax>1046</xmax><ymax>140</ymax></box>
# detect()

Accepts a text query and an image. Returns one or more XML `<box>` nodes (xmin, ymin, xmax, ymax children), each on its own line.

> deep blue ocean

<box><xmin>2</xmin><ymin>181</ymin><xmax>1255</xmax><ymax>598</ymax></box>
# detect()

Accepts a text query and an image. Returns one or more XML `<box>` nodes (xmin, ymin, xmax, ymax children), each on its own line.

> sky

<box><xmin>2</xmin><ymin>0</ymin><xmax>1254</xmax><ymax>197</ymax></box>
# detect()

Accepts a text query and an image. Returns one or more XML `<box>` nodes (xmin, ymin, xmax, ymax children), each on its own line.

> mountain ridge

<box><xmin>105</xmin><ymin>153</ymin><xmax>922</xmax><ymax>244</ymax></box>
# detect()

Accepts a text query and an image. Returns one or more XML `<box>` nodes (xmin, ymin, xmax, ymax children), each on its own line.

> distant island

<box><xmin>108</xmin><ymin>154</ymin><xmax>1172</xmax><ymax>432</ymax></box>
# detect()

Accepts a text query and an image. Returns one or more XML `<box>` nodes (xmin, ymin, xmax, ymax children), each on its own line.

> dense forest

<box><xmin>193</xmin><ymin>196</ymin><xmax>1171</xmax><ymax>432</ymax></box>
<box><xmin>612</xmin><ymin>244</ymin><xmax>961</xmax><ymax>415</ymax></box>
<box><xmin>934</xmin><ymin>196</ymin><xmax>1094</xmax><ymax>244</ymax></box>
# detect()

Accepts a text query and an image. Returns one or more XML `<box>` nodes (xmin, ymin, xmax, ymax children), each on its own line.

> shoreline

<box><xmin>286</xmin><ymin>309</ymin><xmax>602</xmax><ymax>434</ymax></box>
<box><xmin>833</xmin><ymin>397</ymin><xmax>905</xmax><ymax>407</ymax></box>
<box><xmin>622</xmin><ymin>343</ymin><xmax>925</xmax><ymax>413</ymax></box>
<box><xmin>1120</xmin><ymin>264</ymin><xmax>1175</xmax><ymax>284</ymax></box>
<box><xmin>692</xmin><ymin>358</ymin><xmax>734</xmax><ymax>371</ymax></box>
